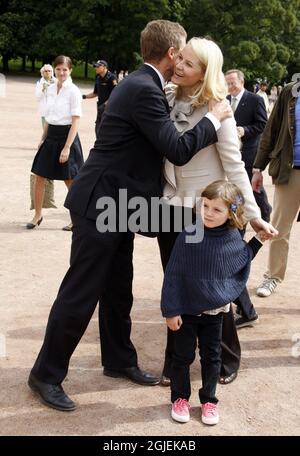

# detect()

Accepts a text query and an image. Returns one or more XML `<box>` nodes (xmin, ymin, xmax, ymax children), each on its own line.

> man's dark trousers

<box><xmin>31</xmin><ymin>213</ymin><xmax>136</xmax><ymax>384</ymax></box>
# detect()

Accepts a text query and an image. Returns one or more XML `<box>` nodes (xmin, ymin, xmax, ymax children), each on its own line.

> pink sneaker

<box><xmin>171</xmin><ymin>398</ymin><xmax>191</xmax><ymax>423</ymax></box>
<box><xmin>201</xmin><ymin>402</ymin><xmax>219</xmax><ymax>425</ymax></box>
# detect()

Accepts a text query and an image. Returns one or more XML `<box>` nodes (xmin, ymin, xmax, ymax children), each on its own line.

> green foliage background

<box><xmin>0</xmin><ymin>0</ymin><xmax>299</xmax><ymax>82</ymax></box>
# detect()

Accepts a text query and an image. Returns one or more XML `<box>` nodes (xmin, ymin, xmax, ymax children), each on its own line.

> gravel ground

<box><xmin>0</xmin><ymin>75</ymin><xmax>299</xmax><ymax>436</ymax></box>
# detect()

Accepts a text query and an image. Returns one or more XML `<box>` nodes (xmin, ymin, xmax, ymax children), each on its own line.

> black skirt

<box><xmin>31</xmin><ymin>124</ymin><xmax>84</xmax><ymax>180</ymax></box>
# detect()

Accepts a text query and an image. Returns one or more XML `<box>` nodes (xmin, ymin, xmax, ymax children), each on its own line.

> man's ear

<box><xmin>167</xmin><ymin>46</ymin><xmax>176</xmax><ymax>60</ymax></box>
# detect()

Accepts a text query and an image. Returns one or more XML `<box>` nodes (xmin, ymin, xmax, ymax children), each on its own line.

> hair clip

<box><xmin>230</xmin><ymin>195</ymin><xmax>243</xmax><ymax>213</ymax></box>
<box><xmin>235</xmin><ymin>195</ymin><xmax>243</xmax><ymax>205</ymax></box>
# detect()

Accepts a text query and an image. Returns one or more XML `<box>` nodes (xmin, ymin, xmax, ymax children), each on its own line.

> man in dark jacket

<box><xmin>225</xmin><ymin>69</ymin><xmax>272</xmax><ymax>222</ymax></box>
<box><xmin>28</xmin><ymin>19</ymin><xmax>234</xmax><ymax>411</ymax></box>
<box><xmin>253</xmin><ymin>81</ymin><xmax>300</xmax><ymax>297</ymax></box>
<box><xmin>224</xmin><ymin>69</ymin><xmax>272</xmax><ymax>330</ymax></box>
<box><xmin>82</xmin><ymin>59</ymin><xmax>117</xmax><ymax>138</ymax></box>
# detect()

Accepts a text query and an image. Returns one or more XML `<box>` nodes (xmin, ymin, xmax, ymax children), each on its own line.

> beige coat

<box><xmin>163</xmin><ymin>89</ymin><xmax>260</xmax><ymax>221</ymax></box>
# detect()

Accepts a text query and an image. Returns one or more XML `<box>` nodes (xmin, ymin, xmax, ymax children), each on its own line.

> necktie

<box><xmin>231</xmin><ymin>97</ymin><xmax>238</xmax><ymax>113</ymax></box>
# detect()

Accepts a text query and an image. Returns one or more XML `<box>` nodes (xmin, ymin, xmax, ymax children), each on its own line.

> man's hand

<box><xmin>237</xmin><ymin>126</ymin><xmax>245</xmax><ymax>137</ymax></box>
<box><xmin>166</xmin><ymin>315</ymin><xmax>183</xmax><ymax>331</ymax></box>
<box><xmin>250</xmin><ymin>218</ymin><xmax>278</xmax><ymax>240</ymax></box>
<box><xmin>252</xmin><ymin>171</ymin><xmax>263</xmax><ymax>192</ymax></box>
<box><xmin>208</xmin><ymin>99</ymin><xmax>232</xmax><ymax>122</ymax></box>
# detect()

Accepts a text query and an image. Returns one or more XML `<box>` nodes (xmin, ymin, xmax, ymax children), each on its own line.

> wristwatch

<box><xmin>252</xmin><ymin>168</ymin><xmax>262</xmax><ymax>173</ymax></box>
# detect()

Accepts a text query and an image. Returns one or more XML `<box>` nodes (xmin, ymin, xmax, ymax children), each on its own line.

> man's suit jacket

<box><xmin>227</xmin><ymin>89</ymin><xmax>267</xmax><ymax>170</ymax></box>
<box><xmin>65</xmin><ymin>64</ymin><xmax>217</xmax><ymax>233</ymax></box>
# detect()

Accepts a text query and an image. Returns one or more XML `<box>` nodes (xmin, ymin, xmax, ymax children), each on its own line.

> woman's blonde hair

<box><xmin>40</xmin><ymin>64</ymin><xmax>54</xmax><ymax>78</ymax></box>
<box><xmin>177</xmin><ymin>37</ymin><xmax>227</xmax><ymax>107</ymax></box>
<box><xmin>201</xmin><ymin>180</ymin><xmax>246</xmax><ymax>230</ymax></box>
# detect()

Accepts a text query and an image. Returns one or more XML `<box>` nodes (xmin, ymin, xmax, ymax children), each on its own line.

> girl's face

<box><xmin>202</xmin><ymin>197</ymin><xmax>230</xmax><ymax>228</ymax></box>
<box><xmin>55</xmin><ymin>64</ymin><xmax>71</xmax><ymax>83</ymax></box>
<box><xmin>171</xmin><ymin>43</ymin><xmax>205</xmax><ymax>91</ymax></box>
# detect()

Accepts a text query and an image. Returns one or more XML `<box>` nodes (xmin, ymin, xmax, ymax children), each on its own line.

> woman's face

<box><xmin>171</xmin><ymin>43</ymin><xmax>205</xmax><ymax>90</ymax></box>
<box><xmin>42</xmin><ymin>69</ymin><xmax>52</xmax><ymax>80</ymax></box>
<box><xmin>55</xmin><ymin>64</ymin><xmax>72</xmax><ymax>83</ymax></box>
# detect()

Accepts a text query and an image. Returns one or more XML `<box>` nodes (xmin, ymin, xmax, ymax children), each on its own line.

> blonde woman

<box><xmin>35</xmin><ymin>64</ymin><xmax>56</xmax><ymax>128</ymax></box>
<box><xmin>158</xmin><ymin>37</ymin><xmax>277</xmax><ymax>386</ymax></box>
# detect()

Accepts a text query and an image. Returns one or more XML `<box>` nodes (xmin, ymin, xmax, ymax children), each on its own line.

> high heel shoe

<box><xmin>160</xmin><ymin>375</ymin><xmax>171</xmax><ymax>387</ymax></box>
<box><xmin>26</xmin><ymin>217</ymin><xmax>43</xmax><ymax>230</ymax></box>
<box><xmin>62</xmin><ymin>223</ymin><xmax>73</xmax><ymax>232</ymax></box>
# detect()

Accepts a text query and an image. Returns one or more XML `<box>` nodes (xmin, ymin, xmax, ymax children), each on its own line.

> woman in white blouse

<box><xmin>27</xmin><ymin>55</ymin><xmax>83</xmax><ymax>230</ymax></box>
<box><xmin>158</xmin><ymin>37</ymin><xmax>272</xmax><ymax>386</ymax></box>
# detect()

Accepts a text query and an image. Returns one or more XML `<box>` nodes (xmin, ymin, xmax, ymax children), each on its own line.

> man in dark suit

<box><xmin>28</xmin><ymin>19</ymin><xmax>233</xmax><ymax>411</ymax></box>
<box><xmin>224</xmin><ymin>69</ymin><xmax>271</xmax><ymax>330</ymax></box>
<box><xmin>225</xmin><ymin>69</ymin><xmax>272</xmax><ymax>223</ymax></box>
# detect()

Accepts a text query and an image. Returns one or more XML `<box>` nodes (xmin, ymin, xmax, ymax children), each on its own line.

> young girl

<box><xmin>161</xmin><ymin>180</ymin><xmax>264</xmax><ymax>425</ymax></box>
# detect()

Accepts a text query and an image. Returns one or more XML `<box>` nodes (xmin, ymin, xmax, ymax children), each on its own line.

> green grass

<box><xmin>0</xmin><ymin>57</ymin><xmax>96</xmax><ymax>82</ymax></box>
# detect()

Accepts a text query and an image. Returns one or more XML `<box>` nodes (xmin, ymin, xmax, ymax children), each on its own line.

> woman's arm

<box><xmin>59</xmin><ymin>116</ymin><xmax>80</xmax><ymax>164</ymax></box>
<box><xmin>216</xmin><ymin>119</ymin><xmax>278</xmax><ymax>238</ymax></box>
<box><xmin>215</xmin><ymin>116</ymin><xmax>260</xmax><ymax>220</ymax></box>
<box><xmin>35</xmin><ymin>80</ymin><xmax>43</xmax><ymax>100</ymax></box>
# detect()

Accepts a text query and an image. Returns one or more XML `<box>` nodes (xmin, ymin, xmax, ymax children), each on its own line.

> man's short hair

<box><xmin>225</xmin><ymin>69</ymin><xmax>245</xmax><ymax>81</ymax></box>
<box><xmin>140</xmin><ymin>19</ymin><xmax>186</xmax><ymax>63</ymax></box>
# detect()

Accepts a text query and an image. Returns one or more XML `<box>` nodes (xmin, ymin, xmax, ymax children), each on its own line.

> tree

<box><xmin>2</xmin><ymin>0</ymin><xmax>297</xmax><ymax>81</ymax></box>
<box><xmin>0</xmin><ymin>0</ymin><xmax>38</xmax><ymax>71</ymax></box>
<box><xmin>79</xmin><ymin>0</ymin><xmax>190</xmax><ymax>72</ymax></box>
<box><xmin>0</xmin><ymin>0</ymin><xmax>192</xmax><ymax>74</ymax></box>
<box><xmin>182</xmin><ymin>0</ymin><xmax>300</xmax><ymax>84</ymax></box>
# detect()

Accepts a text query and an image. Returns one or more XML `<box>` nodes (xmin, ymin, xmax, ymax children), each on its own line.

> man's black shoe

<box><xmin>235</xmin><ymin>307</ymin><xmax>242</xmax><ymax>316</ymax></box>
<box><xmin>28</xmin><ymin>373</ymin><xmax>76</xmax><ymax>411</ymax></box>
<box><xmin>103</xmin><ymin>366</ymin><xmax>160</xmax><ymax>386</ymax></box>
<box><xmin>219</xmin><ymin>371</ymin><xmax>238</xmax><ymax>385</ymax></box>
<box><xmin>235</xmin><ymin>314</ymin><xmax>259</xmax><ymax>329</ymax></box>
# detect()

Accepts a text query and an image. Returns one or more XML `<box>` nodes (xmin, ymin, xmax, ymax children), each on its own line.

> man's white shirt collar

<box><xmin>144</xmin><ymin>63</ymin><xmax>165</xmax><ymax>90</ymax></box>
<box><xmin>234</xmin><ymin>88</ymin><xmax>245</xmax><ymax>104</ymax></box>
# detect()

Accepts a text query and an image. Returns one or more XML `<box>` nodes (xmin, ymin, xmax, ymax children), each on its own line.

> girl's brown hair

<box><xmin>201</xmin><ymin>180</ymin><xmax>246</xmax><ymax>230</ymax></box>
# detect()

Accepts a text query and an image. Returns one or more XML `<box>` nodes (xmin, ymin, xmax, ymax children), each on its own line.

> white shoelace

<box><xmin>261</xmin><ymin>278</ymin><xmax>277</xmax><ymax>291</ymax></box>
